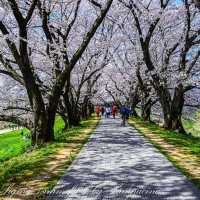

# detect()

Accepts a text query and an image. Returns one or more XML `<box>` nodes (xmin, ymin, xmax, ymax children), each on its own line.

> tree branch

<box><xmin>0</xmin><ymin>114</ymin><xmax>33</xmax><ymax>129</ymax></box>
<box><xmin>69</xmin><ymin>0</ymin><xmax>113</xmax><ymax>70</ymax></box>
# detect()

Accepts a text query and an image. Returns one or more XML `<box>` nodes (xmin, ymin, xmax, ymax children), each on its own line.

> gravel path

<box><xmin>0</xmin><ymin>128</ymin><xmax>12</xmax><ymax>135</ymax></box>
<box><xmin>47</xmin><ymin>117</ymin><xmax>200</xmax><ymax>200</ymax></box>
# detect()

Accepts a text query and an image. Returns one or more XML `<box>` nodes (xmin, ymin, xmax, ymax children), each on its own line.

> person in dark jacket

<box><xmin>101</xmin><ymin>107</ymin><xmax>105</xmax><ymax>117</ymax></box>
<box><xmin>120</xmin><ymin>104</ymin><xmax>130</xmax><ymax>126</ymax></box>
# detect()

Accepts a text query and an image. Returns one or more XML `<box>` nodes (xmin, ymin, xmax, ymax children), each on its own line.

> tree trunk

<box><xmin>31</xmin><ymin>108</ymin><xmax>55</xmax><ymax>146</ymax></box>
<box><xmin>130</xmin><ymin>96</ymin><xmax>139</xmax><ymax>117</ymax></box>
<box><xmin>45</xmin><ymin>109</ymin><xmax>56</xmax><ymax>141</ymax></box>
<box><xmin>170</xmin><ymin>84</ymin><xmax>186</xmax><ymax>133</ymax></box>
<box><xmin>130</xmin><ymin>85</ymin><xmax>140</xmax><ymax>117</ymax></box>
<box><xmin>63</xmin><ymin>93</ymin><xmax>81</xmax><ymax>127</ymax></box>
<box><xmin>158</xmin><ymin>85</ymin><xmax>185</xmax><ymax>133</ymax></box>
<box><xmin>132</xmin><ymin>109</ymin><xmax>138</xmax><ymax>117</ymax></box>
<box><xmin>88</xmin><ymin>101</ymin><xmax>94</xmax><ymax>117</ymax></box>
<box><xmin>68</xmin><ymin>107</ymin><xmax>80</xmax><ymax>127</ymax></box>
<box><xmin>81</xmin><ymin>102</ymin><xmax>89</xmax><ymax>119</ymax></box>
<box><xmin>141</xmin><ymin>98</ymin><xmax>151</xmax><ymax>121</ymax></box>
<box><xmin>154</xmin><ymin>85</ymin><xmax>172</xmax><ymax>128</ymax></box>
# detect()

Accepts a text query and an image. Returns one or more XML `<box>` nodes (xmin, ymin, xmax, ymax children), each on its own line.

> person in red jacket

<box><xmin>112</xmin><ymin>105</ymin><xmax>117</xmax><ymax>119</ymax></box>
<box><xmin>96</xmin><ymin>105</ymin><xmax>101</xmax><ymax>118</ymax></box>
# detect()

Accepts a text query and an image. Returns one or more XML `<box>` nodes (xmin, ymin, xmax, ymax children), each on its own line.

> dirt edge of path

<box><xmin>0</xmin><ymin>119</ymin><xmax>99</xmax><ymax>200</ymax></box>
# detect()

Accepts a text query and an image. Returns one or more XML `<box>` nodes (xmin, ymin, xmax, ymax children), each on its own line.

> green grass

<box><xmin>183</xmin><ymin>118</ymin><xmax>200</xmax><ymax>137</ymax></box>
<box><xmin>54</xmin><ymin>116</ymin><xmax>65</xmax><ymax>134</ymax></box>
<box><xmin>0</xmin><ymin>116</ymin><xmax>99</xmax><ymax>194</ymax></box>
<box><xmin>0</xmin><ymin>116</ymin><xmax>65</xmax><ymax>163</ymax></box>
<box><xmin>0</xmin><ymin>129</ymin><xmax>31</xmax><ymax>162</ymax></box>
<box><xmin>0</xmin><ymin>142</ymin><xmax>60</xmax><ymax>190</ymax></box>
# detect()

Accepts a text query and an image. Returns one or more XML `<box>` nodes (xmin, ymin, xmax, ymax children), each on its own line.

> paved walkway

<box><xmin>0</xmin><ymin>128</ymin><xmax>12</xmax><ymax>135</ymax></box>
<box><xmin>47</xmin><ymin>117</ymin><xmax>200</xmax><ymax>200</ymax></box>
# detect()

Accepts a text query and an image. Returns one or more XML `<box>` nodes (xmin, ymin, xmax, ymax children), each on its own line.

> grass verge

<box><xmin>0</xmin><ymin>129</ymin><xmax>31</xmax><ymax>162</ymax></box>
<box><xmin>0</xmin><ymin>116</ymin><xmax>99</xmax><ymax>200</ymax></box>
<box><xmin>129</xmin><ymin>117</ymin><xmax>200</xmax><ymax>189</ymax></box>
<box><xmin>183</xmin><ymin>118</ymin><xmax>200</xmax><ymax>137</ymax></box>
<box><xmin>136</xmin><ymin>108</ymin><xmax>200</xmax><ymax>137</ymax></box>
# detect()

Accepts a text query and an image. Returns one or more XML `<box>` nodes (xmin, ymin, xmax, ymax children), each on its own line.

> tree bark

<box><xmin>31</xmin><ymin>107</ymin><xmax>55</xmax><ymax>146</ymax></box>
<box><xmin>130</xmin><ymin>86</ymin><xmax>140</xmax><ymax>117</ymax></box>
<box><xmin>88</xmin><ymin>101</ymin><xmax>94</xmax><ymax>117</ymax></box>
<box><xmin>141</xmin><ymin>98</ymin><xmax>151</xmax><ymax>121</ymax></box>
<box><xmin>170</xmin><ymin>84</ymin><xmax>186</xmax><ymax>133</ymax></box>
<box><xmin>63</xmin><ymin>90</ymin><xmax>81</xmax><ymax>127</ymax></box>
<box><xmin>158</xmin><ymin>84</ymin><xmax>186</xmax><ymax>133</ymax></box>
<box><xmin>81</xmin><ymin>98</ymin><xmax>89</xmax><ymax>119</ymax></box>
<box><xmin>67</xmin><ymin>106</ymin><xmax>81</xmax><ymax>127</ymax></box>
<box><xmin>132</xmin><ymin>108</ymin><xmax>138</xmax><ymax>117</ymax></box>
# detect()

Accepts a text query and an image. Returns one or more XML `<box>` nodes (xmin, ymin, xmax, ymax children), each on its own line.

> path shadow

<box><xmin>46</xmin><ymin>118</ymin><xmax>200</xmax><ymax>200</ymax></box>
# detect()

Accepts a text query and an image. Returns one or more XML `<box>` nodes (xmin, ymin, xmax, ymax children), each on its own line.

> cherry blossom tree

<box><xmin>0</xmin><ymin>0</ymin><xmax>113</xmax><ymax>145</ymax></box>
<box><xmin>118</xmin><ymin>0</ymin><xmax>200</xmax><ymax>132</ymax></box>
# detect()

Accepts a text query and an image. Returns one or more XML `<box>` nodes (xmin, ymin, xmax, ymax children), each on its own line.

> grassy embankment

<box><xmin>0</xmin><ymin>129</ymin><xmax>30</xmax><ymax>162</ymax></box>
<box><xmin>183</xmin><ymin>118</ymin><xmax>200</xmax><ymax>137</ymax></box>
<box><xmin>136</xmin><ymin>108</ymin><xmax>200</xmax><ymax>137</ymax></box>
<box><xmin>129</xmin><ymin>117</ymin><xmax>200</xmax><ymax>189</ymax></box>
<box><xmin>0</xmin><ymin>115</ymin><xmax>99</xmax><ymax>199</ymax></box>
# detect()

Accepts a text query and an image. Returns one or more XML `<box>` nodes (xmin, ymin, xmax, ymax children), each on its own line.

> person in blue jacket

<box><xmin>120</xmin><ymin>104</ymin><xmax>131</xmax><ymax>126</ymax></box>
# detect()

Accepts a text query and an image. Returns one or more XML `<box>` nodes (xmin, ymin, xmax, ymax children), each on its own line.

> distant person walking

<box><xmin>120</xmin><ymin>104</ymin><xmax>130</xmax><ymax>126</ymax></box>
<box><xmin>105</xmin><ymin>106</ymin><xmax>111</xmax><ymax>118</ymax></box>
<box><xmin>112</xmin><ymin>105</ymin><xmax>117</xmax><ymax>119</ymax></box>
<box><xmin>96</xmin><ymin>105</ymin><xmax>101</xmax><ymax>118</ymax></box>
<box><xmin>101</xmin><ymin>107</ymin><xmax>105</xmax><ymax>117</ymax></box>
